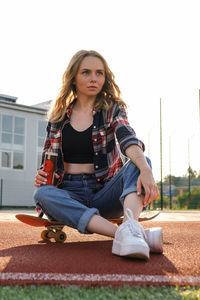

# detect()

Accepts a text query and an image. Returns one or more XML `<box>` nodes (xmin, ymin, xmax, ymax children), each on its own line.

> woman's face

<box><xmin>74</xmin><ymin>56</ymin><xmax>105</xmax><ymax>99</ymax></box>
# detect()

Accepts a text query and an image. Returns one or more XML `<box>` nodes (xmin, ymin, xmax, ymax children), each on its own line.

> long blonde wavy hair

<box><xmin>48</xmin><ymin>50</ymin><xmax>127</xmax><ymax>123</ymax></box>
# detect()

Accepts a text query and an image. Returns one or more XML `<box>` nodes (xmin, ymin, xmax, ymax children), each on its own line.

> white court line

<box><xmin>0</xmin><ymin>273</ymin><xmax>200</xmax><ymax>285</ymax></box>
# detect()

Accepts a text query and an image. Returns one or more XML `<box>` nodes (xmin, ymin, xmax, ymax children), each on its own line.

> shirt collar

<box><xmin>66</xmin><ymin>99</ymin><xmax>76</xmax><ymax>118</ymax></box>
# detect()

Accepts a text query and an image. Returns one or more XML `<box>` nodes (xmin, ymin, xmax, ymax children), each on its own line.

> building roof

<box><xmin>32</xmin><ymin>100</ymin><xmax>52</xmax><ymax>109</ymax></box>
<box><xmin>0</xmin><ymin>94</ymin><xmax>48</xmax><ymax>115</ymax></box>
<box><xmin>0</xmin><ymin>94</ymin><xmax>18</xmax><ymax>103</ymax></box>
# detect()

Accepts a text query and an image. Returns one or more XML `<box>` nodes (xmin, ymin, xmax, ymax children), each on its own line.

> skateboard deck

<box><xmin>16</xmin><ymin>210</ymin><xmax>160</xmax><ymax>243</ymax></box>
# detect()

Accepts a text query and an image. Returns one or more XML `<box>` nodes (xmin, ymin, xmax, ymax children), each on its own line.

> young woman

<box><xmin>34</xmin><ymin>50</ymin><xmax>162</xmax><ymax>260</ymax></box>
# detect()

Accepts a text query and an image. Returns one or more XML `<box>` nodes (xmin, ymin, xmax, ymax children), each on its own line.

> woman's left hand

<box><xmin>136</xmin><ymin>168</ymin><xmax>159</xmax><ymax>207</ymax></box>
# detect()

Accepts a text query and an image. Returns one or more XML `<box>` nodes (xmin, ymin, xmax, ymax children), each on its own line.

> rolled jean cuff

<box><xmin>119</xmin><ymin>186</ymin><xmax>137</xmax><ymax>205</ymax></box>
<box><xmin>78</xmin><ymin>207</ymin><xmax>100</xmax><ymax>234</ymax></box>
<box><xmin>119</xmin><ymin>186</ymin><xmax>146</xmax><ymax>206</ymax></box>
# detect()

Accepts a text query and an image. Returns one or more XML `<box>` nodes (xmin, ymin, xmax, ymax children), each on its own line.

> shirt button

<box><xmin>94</xmin><ymin>139</ymin><xmax>97</xmax><ymax>142</ymax></box>
<box><xmin>93</xmin><ymin>125</ymin><xmax>96</xmax><ymax>129</ymax></box>
<box><xmin>95</xmin><ymin>165</ymin><xmax>99</xmax><ymax>169</ymax></box>
<box><xmin>97</xmin><ymin>179</ymin><xmax>100</xmax><ymax>182</ymax></box>
<box><xmin>95</xmin><ymin>152</ymin><xmax>98</xmax><ymax>155</ymax></box>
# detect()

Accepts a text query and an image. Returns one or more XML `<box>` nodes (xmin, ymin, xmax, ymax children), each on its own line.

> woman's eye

<box><xmin>82</xmin><ymin>70</ymin><xmax>89</xmax><ymax>75</ymax></box>
<box><xmin>97</xmin><ymin>71</ymin><xmax>103</xmax><ymax>76</ymax></box>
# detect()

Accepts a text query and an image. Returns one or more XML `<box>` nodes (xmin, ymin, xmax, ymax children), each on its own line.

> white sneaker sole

<box><xmin>112</xmin><ymin>240</ymin><xmax>150</xmax><ymax>260</ymax></box>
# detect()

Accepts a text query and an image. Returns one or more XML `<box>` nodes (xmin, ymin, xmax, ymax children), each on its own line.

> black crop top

<box><xmin>62</xmin><ymin>123</ymin><xmax>94</xmax><ymax>163</ymax></box>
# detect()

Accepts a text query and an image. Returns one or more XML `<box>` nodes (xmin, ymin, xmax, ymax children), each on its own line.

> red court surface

<box><xmin>0</xmin><ymin>214</ymin><xmax>200</xmax><ymax>286</ymax></box>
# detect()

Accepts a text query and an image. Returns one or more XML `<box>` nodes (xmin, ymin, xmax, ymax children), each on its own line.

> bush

<box><xmin>177</xmin><ymin>186</ymin><xmax>200</xmax><ymax>209</ymax></box>
<box><xmin>151</xmin><ymin>196</ymin><xmax>170</xmax><ymax>209</ymax></box>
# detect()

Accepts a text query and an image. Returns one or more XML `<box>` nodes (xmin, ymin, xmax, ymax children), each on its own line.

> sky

<box><xmin>1</xmin><ymin>0</ymin><xmax>200</xmax><ymax>181</ymax></box>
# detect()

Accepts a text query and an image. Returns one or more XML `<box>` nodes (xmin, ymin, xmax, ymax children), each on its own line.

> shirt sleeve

<box><xmin>40</xmin><ymin>122</ymin><xmax>51</xmax><ymax>168</ymax></box>
<box><xmin>39</xmin><ymin>122</ymin><xmax>64</xmax><ymax>187</ymax></box>
<box><xmin>111</xmin><ymin>104</ymin><xmax>145</xmax><ymax>156</ymax></box>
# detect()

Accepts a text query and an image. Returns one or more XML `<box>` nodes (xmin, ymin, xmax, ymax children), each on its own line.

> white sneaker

<box><xmin>145</xmin><ymin>227</ymin><xmax>163</xmax><ymax>253</ymax></box>
<box><xmin>112</xmin><ymin>208</ymin><xmax>150</xmax><ymax>260</ymax></box>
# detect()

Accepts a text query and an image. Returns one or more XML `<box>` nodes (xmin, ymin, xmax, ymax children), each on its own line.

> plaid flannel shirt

<box><xmin>40</xmin><ymin>101</ymin><xmax>145</xmax><ymax>186</ymax></box>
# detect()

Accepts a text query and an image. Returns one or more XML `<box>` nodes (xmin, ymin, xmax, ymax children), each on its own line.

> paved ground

<box><xmin>0</xmin><ymin>217</ymin><xmax>200</xmax><ymax>286</ymax></box>
<box><xmin>0</xmin><ymin>209</ymin><xmax>200</xmax><ymax>286</ymax></box>
<box><xmin>0</xmin><ymin>209</ymin><xmax>199</xmax><ymax>221</ymax></box>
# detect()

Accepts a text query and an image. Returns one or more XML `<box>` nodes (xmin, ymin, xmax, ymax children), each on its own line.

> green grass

<box><xmin>0</xmin><ymin>286</ymin><xmax>199</xmax><ymax>300</ymax></box>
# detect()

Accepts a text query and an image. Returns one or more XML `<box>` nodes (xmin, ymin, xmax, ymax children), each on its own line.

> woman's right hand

<box><xmin>34</xmin><ymin>169</ymin><xmax>48</xmax><ymax>187</ymax></box>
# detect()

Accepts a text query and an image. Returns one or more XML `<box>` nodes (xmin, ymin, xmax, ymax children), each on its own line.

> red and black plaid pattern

<box><xmin>40</xmin><ymin>101</ymin><xmax>145</xmax><ymax>185</ymax></box>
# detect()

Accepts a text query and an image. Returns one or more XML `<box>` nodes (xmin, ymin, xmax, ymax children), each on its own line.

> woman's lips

<box><xmin>88</xmin><ymin>86</ymin><xmax>97</xmax><ymax>89</ymax></box>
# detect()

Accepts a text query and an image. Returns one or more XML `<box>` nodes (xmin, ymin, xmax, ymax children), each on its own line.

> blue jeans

<box><xmin>33</xmin><ymin>158</ymin><xmax>151</xmax><ymax>234</ymax></box>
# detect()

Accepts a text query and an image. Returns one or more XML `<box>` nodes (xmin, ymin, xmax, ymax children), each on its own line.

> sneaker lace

<box><xmin>125</xmin><ymin>208</ymin><xmax>147</xmax><ymax>241</ymax></box>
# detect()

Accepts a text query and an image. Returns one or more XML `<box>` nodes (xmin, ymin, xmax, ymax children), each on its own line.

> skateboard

<box><xmin>15</xmin><ymin>210</ymin><xmax>160</xmax><ymax>243</ymax></box>
<box><xmin>15</xmin><ymin>215</ymin><xmax>67</xmax><ymax>243</ymax></box>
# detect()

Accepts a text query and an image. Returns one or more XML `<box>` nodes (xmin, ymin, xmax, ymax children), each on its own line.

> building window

<box><xmin>1</xmin><ymin>151</ymin><xmax>11</xmax><ymax>168</ymax></box>
<box><xmin>37</xmin><ymin>120</ymin><xmax>46</xmax><ymax>169</ymax></box>
<box><xmin>13</xmin><ymin>152</ymin><xmax>24</xmax><ymax>169</ymax></box>
<box><xmin>0</xmin><ymin>114</ymin><xmax>25</xmax><ymax>169</ymax></box>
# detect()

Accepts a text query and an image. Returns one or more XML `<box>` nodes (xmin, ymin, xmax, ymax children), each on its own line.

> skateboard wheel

<box><xmin>41</xmin><ymin>230</ymin><xmax>50</xmax><ymax>241</ymax></box>
<box><xmin>55</xmin><ymin>231</ymin><xmax>66</xmax><ymax>243</ymax></box>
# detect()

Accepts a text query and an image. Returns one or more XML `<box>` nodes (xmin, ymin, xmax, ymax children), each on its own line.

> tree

<box><xmin>177</xmin><ymin>186</ymin><xmax>200</xmax><ymax>209</ymax></box>
<box><xmin>187</xmin><ymin>167</ymin><xmax>198</xmax><ymax>179</ymax></box>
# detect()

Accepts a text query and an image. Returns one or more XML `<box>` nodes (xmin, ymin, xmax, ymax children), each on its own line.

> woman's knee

<box><xmin>122</xmin><ymin>157</ymin><xmax>152</xmax><ymax>182</ymax></box>
<box><xmin>145</xmin><ymin>156</ymin><xmax>152</xmax><ymax>168</ymax></box>
<box><xmin>33</xmin><ymin>185</ymin><xmax>55</xmax><ymax>204</ymax></box>
<box><xmin>124</xmin><ymin>160</ymin><xmax>139</xmax><ymax>175</ymax></box>
<box><xmin>125</xmin><ymin>157</ymin><xmax>152</xmax><ymax>172</ymax></box>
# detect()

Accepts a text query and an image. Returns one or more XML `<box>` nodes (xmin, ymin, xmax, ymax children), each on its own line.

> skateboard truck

<box><xmin>41</xmin><ymin>224</ymin><xmax>66</xmax><ymax>243</ymax></box>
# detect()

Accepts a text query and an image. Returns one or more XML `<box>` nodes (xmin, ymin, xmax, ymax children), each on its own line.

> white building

<box><xmin>0</xmin><ymin>94</ymin><xmax>50</xmax><ymax>207</ymax></box>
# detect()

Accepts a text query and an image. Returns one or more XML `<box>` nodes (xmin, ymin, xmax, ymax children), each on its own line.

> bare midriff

<box><xmin>64</xmin><ymin>162</ymin><xmax>95</xmax><ymax>174</ymax></box>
